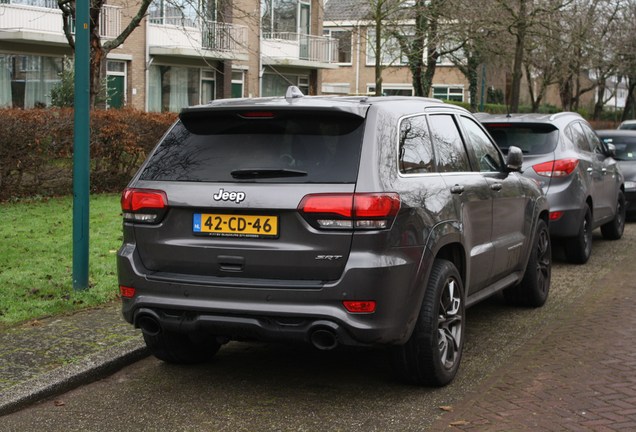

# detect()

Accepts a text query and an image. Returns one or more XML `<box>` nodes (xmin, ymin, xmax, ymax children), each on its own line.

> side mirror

<box><xmin>606</xmin><ymin>143</ymin><xmax>616</xmax><ymax>158</ymax></box>
<box><xmin>506</xmin><ymin>146</ymin><xmax>523</xmax><ymax>172</ymax></box>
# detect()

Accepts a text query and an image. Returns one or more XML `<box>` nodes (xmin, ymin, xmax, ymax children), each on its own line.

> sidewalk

<box><xmin>1</xmin><ymin>242</ymin><xmax>635</xmax><ymax>428</ymax></box>
<box><xmin>430</xmin><ymin>248</ymin><xmax>636</xmax><ymax>431</ymax></box>
<box><xmin>0</xmin><ymin>304</ymin><xmax>147</xmax><ymax>416</ymax></box>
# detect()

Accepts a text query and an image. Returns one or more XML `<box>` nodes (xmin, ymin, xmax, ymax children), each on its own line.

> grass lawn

<box><xmin>0</xmin><ymin>194</ymin><xmax>123</xmax><ymax>327</ymax></box>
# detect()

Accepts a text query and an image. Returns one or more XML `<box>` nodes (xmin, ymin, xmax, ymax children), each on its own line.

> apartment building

<box><xmin>0</xmin><ymin>0</ymin><xmax>337</xmax><ymax>111</ymax></box>
<box><xmin>321</xmin><ymin>0</ymin><xmax>471</xmax><ymax>101</ymax></box>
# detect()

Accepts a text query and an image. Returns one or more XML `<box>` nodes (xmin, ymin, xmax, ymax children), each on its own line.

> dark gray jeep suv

<box><xmin>118</xmin><ymin>89</ymin><xmax>550</xmax><ymax>386</ymax></box>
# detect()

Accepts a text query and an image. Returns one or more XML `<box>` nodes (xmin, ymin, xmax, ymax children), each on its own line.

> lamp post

<box><xmin>72</xmin><ymin>0</ymin><xmax>90</xmax><ymax>291</ymax></box>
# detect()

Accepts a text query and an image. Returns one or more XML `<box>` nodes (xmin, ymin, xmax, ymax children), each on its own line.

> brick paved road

<box><xmin>431</xmin><ymin>244</ymin><xmax>636</xmax><ymax>431</ymax></box>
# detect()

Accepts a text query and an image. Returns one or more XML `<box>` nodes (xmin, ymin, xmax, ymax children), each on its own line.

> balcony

<box><xmin>262</xmin><ymin>32</ymin><xmax>338</xmax><ymax>69</ymax></box>
<box><xmin>0</xmin><ymin>0</ymin><xmax>121</xmax><ymax>45</ymax></box>
<box><xmin>148</xmin><ymin>18</ymin><xmax>248</xmax><ymax>62</ymax></box>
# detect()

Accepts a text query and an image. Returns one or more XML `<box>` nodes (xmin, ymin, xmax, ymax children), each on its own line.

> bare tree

<box><xmin>393</xmin><ymin>0</ymin><xmax>452</xmax><ymax>97</ymax></box>
<box><xmin>57</xmin><ymin>0</ymin><xmax>153</xmax><ymax>107</ymax></box>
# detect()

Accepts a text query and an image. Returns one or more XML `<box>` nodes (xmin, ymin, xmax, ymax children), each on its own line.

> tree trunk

<box><xmin>593</xmin><ymin>82</ymin><xmax>606</xmax><ymax>120</ymax></box>
<box><xmin>622</xmin><ymin>77</ymin><xmax>636</xmax><ymax>122</ymax></box>
<box><xmin>374</xmin><ymin>14</ymin><xmax>383</xmax><ymax>96</ymax></box>
<box><xmin>510</xmin><ymin>0</ymin><xmax>527</xmax><ymax>112</ymax></box>
<box><xmin>467</xmin><ymin>55</ymin><xmax>478</xmax><ymax>111</ymax></box>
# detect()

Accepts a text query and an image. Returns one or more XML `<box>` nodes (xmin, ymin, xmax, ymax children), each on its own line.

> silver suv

<box><xmin>118</xmin><ymin>89</ymin><xmax>550</xmax><ymax>386</ymax></box>
<box><xmin>478</xmin><ymin>112</ymin><xmax>625</xmax><ymax>264</ymax></box>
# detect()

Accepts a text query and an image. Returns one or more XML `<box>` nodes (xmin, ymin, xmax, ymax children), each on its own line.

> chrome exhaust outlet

<box><xmin>310</xmin><ymin>328</ymin><xmax>338</xmax><ymax>351</ymax></box>
<box><xmin>136</xmin><ymin>313</ymin><xmax>161</xmax><ymax>337</ymax></box>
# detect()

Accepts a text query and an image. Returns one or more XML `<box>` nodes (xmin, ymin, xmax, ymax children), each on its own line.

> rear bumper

<box><xmin>549</xmin><ymin>207</ymin><xmax>585</xmax><ymax>237</ymax></box>
<box><xmin>118</xmin><ymin>243</ymin><xmax>431</xmax><ymax>347</ymax></box>
<box><xmin>625</xmin><ymin>190</ymin><xmax>636</xmax><ymax>215</ymax></box>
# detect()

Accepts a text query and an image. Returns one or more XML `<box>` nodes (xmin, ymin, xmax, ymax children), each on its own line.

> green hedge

<box><xmin>0</xmin><ymin>109</ymin><xmax>177</xmax><ymax>201</ymax></box>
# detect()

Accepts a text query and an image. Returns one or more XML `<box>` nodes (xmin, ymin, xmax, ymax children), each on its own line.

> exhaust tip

<box><xmin>137</xmin><ymin>314</ymin><xmax>161</xmax><ymax>337</ymax></box>
<box><xmin>310</xmin><ymin>329</ymin><xmax>338</xmax><ymax>351</ymax></box>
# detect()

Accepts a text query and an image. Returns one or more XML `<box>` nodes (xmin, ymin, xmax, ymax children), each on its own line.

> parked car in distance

<box><xmin>618</xmin><ymin>120</ymin><xmax>636</xmax><ymax>131</ymax></box>
<box><xmin>597</xmin><ymin>129</ymin><xmax>636</xmax><ymax>220</ymax></box>
<box><xmin>118</xmin><ymin>88</ymin><xmax>551</xmax><ymax>387</ymax></box>
<box><xmin>477</xmin><ymin>112</ymin><xmax>625</xmax><ymax>264</ymax></box>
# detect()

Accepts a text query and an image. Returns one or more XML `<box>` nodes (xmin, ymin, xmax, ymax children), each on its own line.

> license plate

<box><xmin>193</xmin><ymin>213</ymin><xmax>278</xmax><ymax>238</ymax></box>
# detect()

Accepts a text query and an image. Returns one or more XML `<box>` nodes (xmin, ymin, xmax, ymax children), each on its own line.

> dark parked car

<box><xmin>118</xmin><ymin>89</ymin><xmax>550</xmax><ymax>387</ymax></box>
<box><xmin>478</xmin><ymin>112</ymin><xmax>625</xmax><ymax>264</ymax></box>
<box><xmin>597</xmin><ymin>129</ymin><xmax>636</xmax><ymax>220</ymax></box>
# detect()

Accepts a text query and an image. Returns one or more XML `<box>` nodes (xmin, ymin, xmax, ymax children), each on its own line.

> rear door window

<box><xmin>460</xmin><ymin>116</ymin><xmax>504</xmax><ymax>172</ymax></box>
<box><xmin>428</xmin><ymin>114</ymin><xmax>471</xmax><ymax>172</ymax></box>
<box><xmin>566</xmin><ymin>123</ymin><xmax>592</xmax><ymax>152</ymax></box>
<box><xmin>398</xmin><ymin>115</ymin><xmax>434</xmax><ymax>174</ymax></box>
<box><xmin>139</xmin><ymin>110</ymin><xmax>366</xmax><ymax>183</ymax></box>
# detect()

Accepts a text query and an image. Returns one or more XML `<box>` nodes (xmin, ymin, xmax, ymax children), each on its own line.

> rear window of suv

<box><xmin>139</xmin><ymin>110</ymin><xmax>366</xmax><ymax>183</ymax></box>
<box><xmin>483</xmin><ymin>123</ymin><xmax>558</xmax><ymax>155</ymax></box>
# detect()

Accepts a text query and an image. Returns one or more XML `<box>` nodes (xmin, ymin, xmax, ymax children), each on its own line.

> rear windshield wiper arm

<box><xmin>230</xmin><ymin>168</ymin><xmax>308</xmax><ymax>179</ymax></box>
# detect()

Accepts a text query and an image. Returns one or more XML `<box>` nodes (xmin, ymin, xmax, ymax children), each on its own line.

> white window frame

<box><xmin>432</xmin><ymin>85</ymin><xmax>464</xmax><ymax>102</ymax></box>
<box><xmin>365</xmin><ymin>28</ymin><xmax>410</xmax><ymax>67</ymax></box>
<box><xmin>323</xmin><ymin>28</ymin><xmax>353</xmax><ymax>65</ymax></box>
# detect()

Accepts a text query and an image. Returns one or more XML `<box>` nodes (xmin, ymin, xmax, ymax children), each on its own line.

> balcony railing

<box><xmin>262</xmin><ymin>32</ymin><xmax>338</xmax><ymax>64</ymax></box>
<box><xmin>148</xmin><ymin>18</ymin><xmax>247</xmax><ymax>54</ymax></box>
<box><xmin>0</xmin><ymin>1</ymin><xmax>121</xmax><ymax>39</ymax></box>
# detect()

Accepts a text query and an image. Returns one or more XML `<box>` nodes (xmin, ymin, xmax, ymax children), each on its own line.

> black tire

<box><xmin>390</xmin><ymin>259</ymin><xmax>465</xmax><ymax>387</ymax></box>
<box><xmin>503</xmin><ymin>219</ymin><xmax>551</xmax><ymax>307</ymax></box>
<box><xmin>600</xmin><ymin>190</ymin><xmax>625</xmax><ymax>240</ymax></box>
<box><xmin>564</xmin><ymin>204</ymin><xmax>593</xmax><ymax>264</ymax></box>
<box><xmin>143</xmin><ymin>331</ymin><xmax>221</xmax><ymax>364</ymax></box>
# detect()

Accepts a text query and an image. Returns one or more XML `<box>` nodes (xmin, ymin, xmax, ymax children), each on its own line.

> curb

<box><xmin>0</xmin><ymin>338</ymin><xmax>148</xmax><ymax>417</ymax></box>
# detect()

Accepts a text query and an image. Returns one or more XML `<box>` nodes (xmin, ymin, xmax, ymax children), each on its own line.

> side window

<box><xmin>428</xmin><ymin>114</ymin><xmax>471</xmax><ymax>172</ymax></box>
<box><xmin>398</xmin><ymin>115</ymin><xmax>434</xmax><ymax>174</ymax></box>
<box><xmin>567</xmin><ymin>123</ymin><xmax>592</xmax><ymax>152</ymax></box>
<box><xmin>580</xmin><ymin>122</ymin><xmax>606</xmax><ymax>155</ymax></box>
<box><xmin>460</xmin><ymin>116</ymin><xmax>504</xmax><ymax>172</ymax></box>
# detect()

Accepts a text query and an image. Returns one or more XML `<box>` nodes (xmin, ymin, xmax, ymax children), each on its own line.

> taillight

<box><xmin>298</xmin><ymin>193</ymin><xmax>400</xmax><ymax>230</ymax></box>
<box><xmin>343</xmin><ymin>300</ymin><xmax>376</xmax><ymax>313</ymax></box>
<box><xmin>533</xmin><ymin>159</ymin><xmax>578</xmax><ymax>177</ymax></box>
<box><xmin>121</xmin><ymin>188</ymin><xmax>168</xmax><ymax>223</ymax></box>
<box><xmin>119</xmin><ymin>285</ymin><xmax>136</xmax><ymax>298</ymax></box>
<box><xmin>549</xmin><ymin>211</ymin><xmax>564</xmax><ymax>221</ymax></box>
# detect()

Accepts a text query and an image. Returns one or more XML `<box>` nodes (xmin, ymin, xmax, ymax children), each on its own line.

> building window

<box><xmin>0</xmin><ymin>54</ymin><xmax>63</xmax><ymax>109</ymax></box>
<box><xmin>201</xmin><ymin>69</ymin><xmax>215</xmax><ymax>103</ymax></box>
<box><xmin>231</xmin><ymin>71</ymin><xmax>244</xmax><ymax>98</ymax></box>
<box><xmin>261</xmin><ymin>0</ymin><xmax>310</xmax><ymax>35</ymax></box>
<box><xmin>324</xmin><ymin>29</ymin><xmax>352</xmax><ymax>64</ymax></box>
<box><xmin>149</xmin><ymin>0</ymin><xmax>216</xmax><ymax>27</ymax></box>
<box><xmin>262</xmin><ymin>73</ymin><xmax>309</xmax><ymax>97</ymax></box>
<box><xmin>367</xmin><ymin>85</ymin><xmax>413</xmax><ymax>96</ymax></box>
<box><xmin>432</xmin><ymin>86</ymin><xmax>464</xmax><ymax>102</ymax></box>
<box><xmin>5</xmin><ymin>0</ymin><xmax>58</xmax><ymax>9</ymax></box>
<box><xmin>366</xmin><ymin>28</ymin><xmax>409</xmax><ymax>66</ymax></box>
<box><xmin>148</xmin><ymin>65</ymin><xmax>202</xmax><ymax>112</ymax></box>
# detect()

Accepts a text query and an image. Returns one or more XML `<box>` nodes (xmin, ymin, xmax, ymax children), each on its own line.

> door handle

<box><xmin>450</xmin><ymin>185</ymin><xmax>465</xmax><ymax>194</ymax></box>
<box><xmin>587</xmin><ymin>167</ymin><xmax>593</xmax><ymax>174</ymax></box>
<box><xmin>490</xmin><ymin>183</ymin><xmax>503</xmax><ymax>191</ymax></box>
<box><xmin>602</xmin><ymin>168</ymin><xmax>607</xmax><ymax>175</ymax></box>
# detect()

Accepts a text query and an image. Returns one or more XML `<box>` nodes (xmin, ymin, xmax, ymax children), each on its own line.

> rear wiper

<box><xmin>230</xmin><ymin>168</ymin><xmax>308</xmax><ymax>179</ymax></box>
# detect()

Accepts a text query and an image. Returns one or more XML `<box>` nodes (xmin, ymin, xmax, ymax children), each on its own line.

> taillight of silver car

<box><xmin>298</xmin><ymin>193</ymin><xmax>401</xmax><ymax>230</ymax></box>
<box><xmin>532</xmin><ymin>158</ymin><xmax>579</xmax><ymax>177</ymax></box>
<box><xmin>121</xmin><ymin>188</ymin><xmax>168</xmax><ymax>223</ymax></box>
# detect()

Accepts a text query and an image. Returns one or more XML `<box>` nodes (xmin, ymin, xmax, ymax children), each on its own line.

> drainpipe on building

<box><xmin>144</xmin><ymin>16</ymin><xmax>150</xmax><ymax>111</ymax></box>
<box><xmin>355</xmin><ymin>25</ymin><xmax>360</xmax><ymax>95</ymax></box>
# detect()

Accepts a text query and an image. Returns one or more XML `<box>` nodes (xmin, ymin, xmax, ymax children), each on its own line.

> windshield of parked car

<box><xmin>483</xmin><ymin>124</ymin><xmax>559</xmax><ymax>155</ymax></box>
<box><xmin>600</xmin><ymin>136</ymin><xmax>636</xmax><ymax>161</ymax></box>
